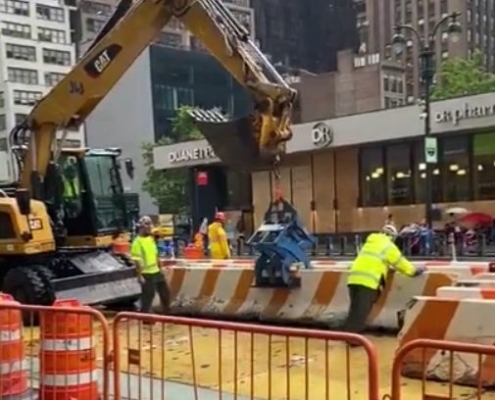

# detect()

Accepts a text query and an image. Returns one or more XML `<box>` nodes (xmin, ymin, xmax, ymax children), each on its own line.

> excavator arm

<box><xmin>13</xmin><ymin>0</ymin><xmax>296</xmax><ymax>196</ymax></box>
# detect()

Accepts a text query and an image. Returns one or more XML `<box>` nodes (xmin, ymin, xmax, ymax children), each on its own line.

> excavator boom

<box><xmin>16</xmin><ymin>0</ymin><xmax>296</xmax><ymax>192</ymax></box>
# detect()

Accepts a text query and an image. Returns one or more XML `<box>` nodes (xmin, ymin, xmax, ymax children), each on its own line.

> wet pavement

<box><xmin>22</xmin><ymin>319</ymin><xmax>495</xmax><ymax>399</ymax></box>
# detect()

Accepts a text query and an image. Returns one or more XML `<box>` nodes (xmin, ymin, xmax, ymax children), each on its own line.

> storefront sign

<box><xmin>196</xmin><ymin>171</ymin><xmax>208</xmax><ymax>185</ymax></box>
<box><xmin>168</xmin><ymin>146</ymin><xmax>216</xmax><ymax>164</ymax></box>
<box><xmin>424</xmin><ymin>136</ymin><xmax>438</xmax><ymax>164</ymax></box>
<box><xmin>311</xmin><ymin>122</ymin><xmax>333</xmax><ymax>148</ymax></box>
<box><xmin>434</xmin><ymin>103</ymin><xmax>495</xmax><ymax>125</ymax></box>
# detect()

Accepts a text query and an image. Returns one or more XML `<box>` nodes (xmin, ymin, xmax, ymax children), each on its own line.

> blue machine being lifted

<box><xmin>246</xmin><ymin>199</ymin><xmax>316</xmax><ymax>288</ymax></box>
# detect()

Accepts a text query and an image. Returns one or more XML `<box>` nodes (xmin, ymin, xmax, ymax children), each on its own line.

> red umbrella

<box><xmin>459</xmin><ymin>212</ymin><xmax>493</xmax><ymax>227</ymax></box>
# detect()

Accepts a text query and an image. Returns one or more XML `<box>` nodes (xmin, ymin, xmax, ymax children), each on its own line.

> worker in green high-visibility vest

<box><xmin>343</xmin><ymin>224</ymin><xmax>425</xmax><ymax>336</ymax></box>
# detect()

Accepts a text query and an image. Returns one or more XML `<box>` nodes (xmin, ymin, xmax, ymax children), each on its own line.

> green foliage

<box><xmin>170</xmin><ymin>106</ymin><xmax>203</xmax><ymax>142</ymax></box>
<box><xmin>431</xmin><ymin>50</ymin><xmax>495</xmax><ymax>100</ymax></box>
<box><xmin>141</xmin><ymin>106</ymin><xmax>203</xmax><ymax>213</ymax></box>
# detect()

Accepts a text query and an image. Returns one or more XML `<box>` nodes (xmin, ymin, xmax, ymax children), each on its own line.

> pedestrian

<box><xmin>208</xmin><ymin>212</ymin><xmax>231</xmax><ymax>259</ymax></box>
<box><xmin>131</xmin><ymin>216</ymin><xmax>170</xmax><ymax>316</ymax></box>
<box><xmin>342</xmin><ymin>224</ymin><xmax>425</xmax><ymax>336</ymax></box>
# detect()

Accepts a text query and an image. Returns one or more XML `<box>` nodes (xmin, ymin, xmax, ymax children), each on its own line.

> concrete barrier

<box><xmin>437</xmin><ymin>286</ymin><xmax>495</xmax><ymax>300</ymax></box>
<box><xmin>456</xmin><ymin>278</ymin><xmax>495</xmax><ymax>287</ymax></box>
<box><xmin>397</xmin><ymin>297</ymin><xmax>495</xmax><ymax>386</ymax></box>
<box><xmin>166</xmin><ymin>267</ymin><xmax>456</xmax><ymax>330</ymax></box>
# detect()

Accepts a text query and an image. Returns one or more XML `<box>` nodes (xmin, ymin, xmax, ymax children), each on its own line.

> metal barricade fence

<box><xmin>112</xmin><ymin>313</ymin><xmax>380</xmax><ymax>400</ymax></box>
<box><xmin>196</xmin><ymin>232</ymin><xmax>495</xmax><ymax>258</ymax></box>
<box><xmin>0</xmin><ymin>296</ymin><xmax>111</xmax><ymax>400</ymax></box>
<box><xmin>388</xmin><ymin>339</ymin><xmax>495</xmax><ymax>400</ymax></box>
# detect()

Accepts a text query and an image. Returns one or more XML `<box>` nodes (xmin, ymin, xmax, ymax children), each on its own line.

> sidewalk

<box><xmin>27</xmin><ymin>358</ymin><xmax>263</xmax><ymax>400</ymax></box>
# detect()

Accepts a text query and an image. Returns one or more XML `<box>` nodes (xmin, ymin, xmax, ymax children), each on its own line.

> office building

<box><xmin>0</xmin><ymin>0</ymin><xmax>81</xmax><ymax>182</ymax></box>
<box><xmin>356</xmin><ymin>0</ymin><xmax>490</xmax><ymax>103</ymax></box>
<box><xmin>252</xmin><ymin>0</ymin><xmax>359</xmax><ymax>73</ymax></box>
<box><xmin>74</xmin><ymin>0</ymin><xmax>255</xmax><ymax>50</ymax></box>
<box><xmin>293</xmin><ymin>49</ymin><xmax>405</xmax><ymax>123</ymax></box>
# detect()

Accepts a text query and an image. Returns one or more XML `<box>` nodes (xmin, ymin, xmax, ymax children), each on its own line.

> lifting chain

<box><xmin>272</xmin><ymin>155</ymin><xmax>283</xmax><ymax>201</ymax></box>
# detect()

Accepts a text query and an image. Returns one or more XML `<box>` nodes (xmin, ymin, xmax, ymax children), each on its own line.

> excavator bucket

<box><xmin>189</xmin><ymin>109</ymin><xmax>276</xmax><ymax>171</ymax></box>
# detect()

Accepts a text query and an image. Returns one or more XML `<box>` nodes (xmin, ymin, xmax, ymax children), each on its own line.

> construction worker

<box><xmin>342</xmin><ymin>224</ymin><xmax>425</xmax><ymax>335</ymax></box>
<box><xmin>61</xmin><ymin>157</ymin><xmax>82</xmax><ymax>218</ymax></box>
<box><xmin>208</xmin><ymin>212</ymin><xmax>231</xmax><ymax>259</ymax></box>
<box><xmin>131</xmin><ymin>216</ymin><xmax>170</xmax><ymax>315</ymax></box>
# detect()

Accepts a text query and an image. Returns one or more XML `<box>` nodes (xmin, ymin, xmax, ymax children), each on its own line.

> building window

<box><xmin>38</xmin><ymin>27</ymin><xmax>66</xmax><ymax>44</ymax></box>
<box><xmin>442</xmin><ymin>136</ymin><xmax>470</xmax><ymax>202</ymax></box>
<box><xmin>36</xmin><ymin>4</ymin><xmax>64</xmax><ymax>22</ymax></box>
<box><xmin>14</xmin><ymin>113</ymin><xmax>27</xmax><ymax>125</ymax></box>
<box><xmin>154</xmin><ymin>85</ymin><xmax>194</xmax><ymax>110</ymax></box>
<box><xmin>0</xmin><ymin>115</ymin><xmax>5</xmax><ymax>130</ymax></box>
<box><xmin>80</xmin><ymin>0</ymin><xmax>112</xmax><ymax>17</ymax></box>
<box><xmin>0</xmin><ymin>92</ymin><xmax>4</xmax><ymax>108</ymax></box>
<box><xmin>225</xmin><ymin>170</ymin><xmax>252</xmax><ymax>210</ymax></box>
<box><xmin>473</xmin><ymin>132</ymin><xmax>495</xmax><ymax>200</ymax></box>
<box><xmin>387</xmin><ymin>144</ymin><xmax>412</xmax><ymax>205</ymax></box>
<box><xmin>360</xmin><ymin>146</ymin><xmax>386</xmax><ymax>206</ymax></box>
<box><xmin>8</xmin><ymin>67</ymin><xmax>38</xmax><ymax>85</ymax></box>
<box><xmin>44</xmin><ymin>72</ymin><xmax>65</xmax><ymax>86</ymax></box>
<box><xmin>43</xmin><ymin>48</ymin><xmax>71</xmax><ymax>66</ymax></box>
<box><xmin>86</xmin><ymin>17</ymin><xmax>105</xmax><ymax>33</ymax></box>
<box><xmin>157</xmin><ymin>32</ymin><xmax>182</xmax><ymax>47</ymax></box>
<box><xmin>0</xmin><ymin>0</ymin><xmax>29</xmax><ymax>16</ymax></box>
<box><xmin>440</xmin><ymin>0</ymin><xmax>448</xmax><ymax>14</ymax></box>
<box><xmin>1</xmin><ymin>21</ymin><xmax>31</xmax><ymax>39</ymax></box>
<box><xmin>0</xmin><ymin>137</ymin><xmax>7</xmax><ymax>151</ymax></box>
<box><xmin>383</xmin><ymin>76</ymin><xmax>390</xmax><ymax>91</ymax></box>
<box><xmin>6</xmin><ymin>43</ymin><xmax>36</xmax><ymax>62</ymax></box>
<box><xmin>13</xmin><ymin>90</ymin><xmax>42</xmax><ymax>106</ymax></box>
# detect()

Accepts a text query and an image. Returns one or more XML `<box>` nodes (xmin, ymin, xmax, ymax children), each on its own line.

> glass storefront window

<box><xmin>414</xmin><ymin>140</ymin><xmax>442</xmax><ymax>204</ymax></box>
<box><xmin>360</xmin><ymin>146</ymin><xmax>386</xmax><ymax>206</ymax></box>
<box><xmin>442</xmin><ymin>136</ymin><xmax>470</xmax><ymax>202</ymax></box>
<box><xmin>473</xmin><ymin>132</ymin><xmax>495</xmax><ymax>200</ymax></box>
<box><xmin>386</xmin><ymin>144</ymin><xmax>412</xmax><ymax>205</ymax></box>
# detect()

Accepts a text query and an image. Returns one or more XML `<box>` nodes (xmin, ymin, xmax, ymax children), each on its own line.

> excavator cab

<box><xmin>55</xmin><ymin>149</ymin><xmax>130</xmax><ymax>244</ymax></box>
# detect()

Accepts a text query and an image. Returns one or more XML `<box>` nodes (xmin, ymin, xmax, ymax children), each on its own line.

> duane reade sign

<box><xmin>168</xmin><ymin>146</ymin><xmax>216</xmax><ymax>164</ymax></box>
<box><xmin>434</xmin><ymin>103</ymin><xmax>495</xmax><ymax>125</ymax></box>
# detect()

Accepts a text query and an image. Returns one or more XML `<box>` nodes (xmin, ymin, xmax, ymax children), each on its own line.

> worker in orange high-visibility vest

<box><xmin>208</xmin><ymin>212</ymin><xmax>231</xmax><ymax>259</ymax></box>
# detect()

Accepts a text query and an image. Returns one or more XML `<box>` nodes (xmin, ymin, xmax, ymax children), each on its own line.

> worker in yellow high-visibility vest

<box><xmin>131</xmin><ymin>216</ymin><xmax>170</xmax><ymax>315</ymax></box>
<box><xmin>208</xmin><ymin>212</ymin><xmax>231</xmax><ymax>259</ymax></box>
<box><xmin>343</xmin><ymin>224</ymin><xmax>425</xmax><ymax>335</ymax></box>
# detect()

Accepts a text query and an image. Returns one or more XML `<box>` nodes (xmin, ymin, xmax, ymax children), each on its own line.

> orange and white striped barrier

<box><xmin>40</xmin><ymin>299</ymin><xmax>98</xmax><ymax>400</ymax></box>
<box><xmin>424</xmin><ymin>261</ymin><xmax>491</xmax><ymax>277</ymax></box>
<box><xmin>162</xmin><ymin>258</ymin><xmax>348</xmax><ymax>268</ymax></box>
<box><xmin>456</xmin><ymin>278</ymin><xmax>495</xmax><ymax>287</ymax></box>
<box><xmin>0</xmin><ymin>294</ymin><xmax>30</xmax><ymax>400</ymax></box>
<box><xmin>397</xmin><ymin>297</ymin><xmax>495</xmax><ymax>386</ymax></box>
<box><xmin>165</xmin><ymin>267</ymin><xmax>457</xmax><ymax>330</ymax></box>
<box><xmin>437</xmin><ymin>286</ymin><xmax>495</xmax><ymax>300</ymax></box>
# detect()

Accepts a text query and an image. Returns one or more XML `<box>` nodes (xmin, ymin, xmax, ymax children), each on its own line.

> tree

<box><xmin>431</xmin><ymin>50</ymin><xmax>495</xmax><ymax>100</ymax></box>
<box><xmin>141</xmin><ymin>106</ymin><xmax>204</xmax><ymax>213</ymax></box>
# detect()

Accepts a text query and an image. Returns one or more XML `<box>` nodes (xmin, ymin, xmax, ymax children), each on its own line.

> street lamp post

<box><xmin>391</xmin><ymin>12</ymin><xmax>462</xmax><ymax>229</ymax></box>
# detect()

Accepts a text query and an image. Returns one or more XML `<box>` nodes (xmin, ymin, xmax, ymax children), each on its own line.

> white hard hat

<box><xmin>138</xmin><ymin>215</ymin><xmax>152</xmax><ymax>226</ymax></box>
<box><xmin>382</xmin><ymin>224</ymin><xmax>398</xmax><ymax>239</ymax></box>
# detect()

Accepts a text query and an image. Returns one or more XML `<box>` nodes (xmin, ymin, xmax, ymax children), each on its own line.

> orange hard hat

<box><xmin>215</xmin><ymin>212</ymin><xmax>226</xmax><ymax>221</ymax></box>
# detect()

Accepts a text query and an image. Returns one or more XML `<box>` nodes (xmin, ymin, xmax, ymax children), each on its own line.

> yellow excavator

<box><xmin>0</xmin><ymin>0</ymin><xmax>296</xmax><ymax>307</ymax></box>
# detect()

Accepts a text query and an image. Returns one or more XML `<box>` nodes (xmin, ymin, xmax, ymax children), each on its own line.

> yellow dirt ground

<box><xmin>23</xmin><ymin>318</ymin><xmax>495</xmax><ymax>399</ymax></box>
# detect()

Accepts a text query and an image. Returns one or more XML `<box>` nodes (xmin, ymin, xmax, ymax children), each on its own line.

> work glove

<box><xmin>412</xmin><ymin>266</ymin><xmax>426</xmax><ymax>277</ymax></box>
